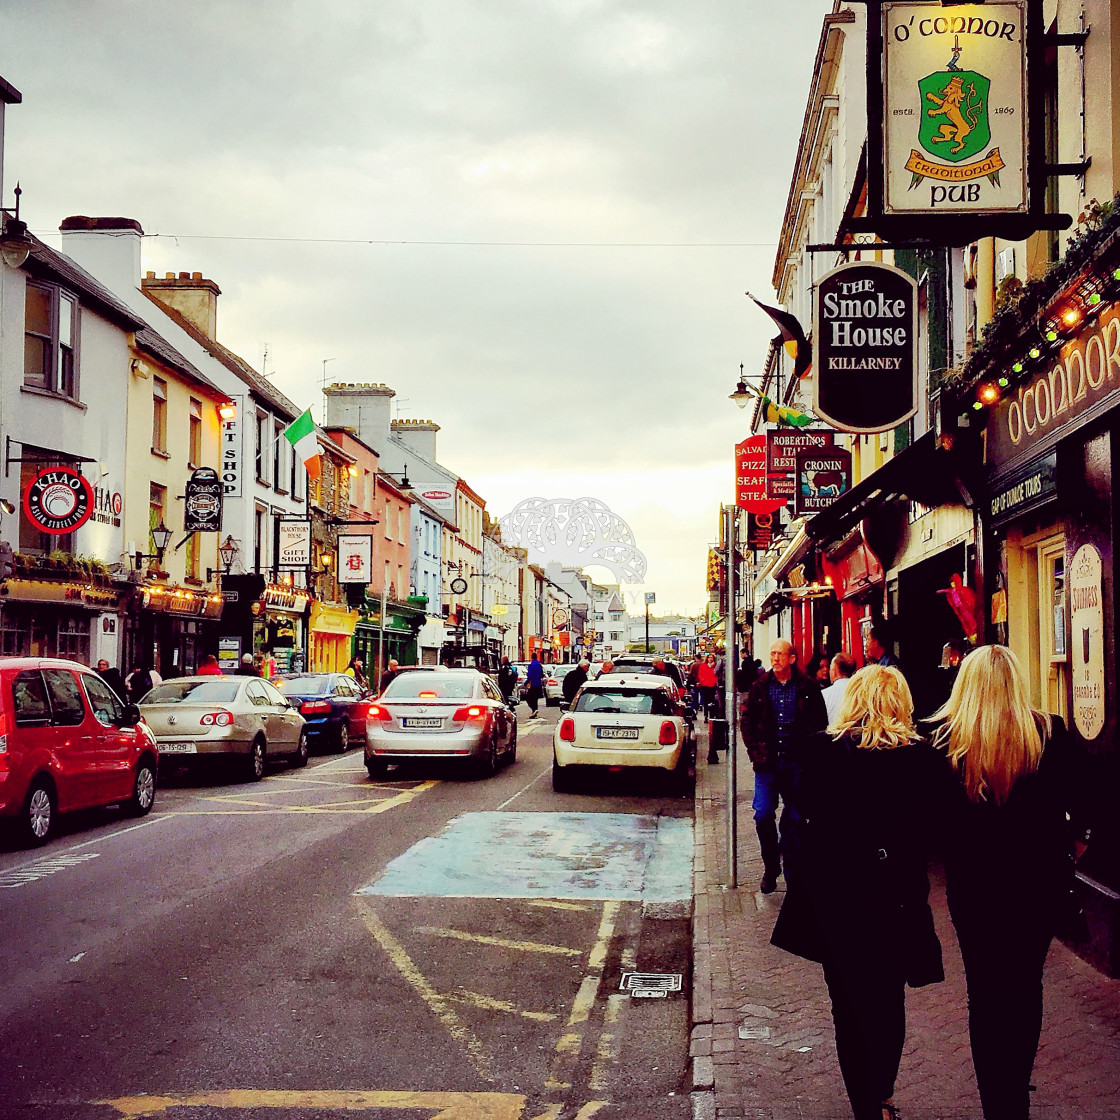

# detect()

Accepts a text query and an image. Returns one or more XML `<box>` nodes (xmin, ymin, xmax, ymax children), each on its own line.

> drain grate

<box><xmin>619</xmin><ymin>972</ymin><xmax>683</xmax><ymax>998</ymax></box>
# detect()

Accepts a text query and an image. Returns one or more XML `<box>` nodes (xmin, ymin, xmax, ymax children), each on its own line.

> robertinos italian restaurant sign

<box><xmin>814</xmin><ymin>261</ymin><xmax>918</xmax><ymax>433</ymax></box>
<box><xmin>882</xmin><ymin>2</ymin><xmax>1028</xmax><ymax>215</ymax></box>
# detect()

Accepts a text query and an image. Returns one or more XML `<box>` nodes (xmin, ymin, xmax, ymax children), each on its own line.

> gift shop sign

<box><xmin>23</xmin><ymin>467</ymin><xmax>95</xmax><ymax>535</ymax></box>
<box><xmin>882</xmin><ymin>2</ymin><xmax>1028</xmax><ymax>215</ymax></box>
<box><xmin>987</xmin><ymin>304</ymin><xmax>1120</xmax><ymax>472</ymax></box>
<box><xmin>221</xmin><ymin>396</ymin><xmax>243</xmax><ymax>497</ymax></box>
<box><xmin>735</xmin><ymin>436</ymin><xmax>785</xmax><ymax>514</ymax></box>
<box><xmin>277</xmin><ymin>519</ymin><xmax>311</xmax><ymax>568</ymax></box>
<box><xmin>1069</xmin><ymin>543</ymin><xmax>1104</xmax><ymax>741</ymax></box>
<box><xmin>814</xmin><ymin>262</ymin><xmax>918</xmax><ymax>433</ymax></box>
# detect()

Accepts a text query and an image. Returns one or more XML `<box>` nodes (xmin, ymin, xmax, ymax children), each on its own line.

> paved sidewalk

<box><xmin>690</xmin><ymin>729</ymin><xmax>1120</xmax><ymax>1120</ymax></box>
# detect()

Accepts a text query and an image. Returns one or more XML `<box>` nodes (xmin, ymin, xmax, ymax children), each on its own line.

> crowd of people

<box><xmin>740</xmin><ymin>635</ymin><xmax>1093</xmax><ymax>1120</ymax></box>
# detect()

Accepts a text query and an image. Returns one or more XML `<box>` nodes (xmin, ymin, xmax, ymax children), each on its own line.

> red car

<box><xmin>0</xmin><ymin>657</ymin><xmax>159</xmax><ymax>846</ymax></box>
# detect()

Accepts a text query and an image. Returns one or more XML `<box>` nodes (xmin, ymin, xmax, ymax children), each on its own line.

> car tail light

<box><xmin>559</xmin><ymin>717</ymin><xmax>576</xmax><ymax>741</ymax></box>
<box><xmin>367</xmin><ymin>704</ymin><xmax>393</xmax><ymax>722</ymax></box>
<box><xmin>300</xmin><ymin>700</ymin><xmax>332</xmax><ymax>715</ymax></box>
<box><xmin>452</xmin><ymin>705</ymin><xmax>486</xmax><ymax>721</ymax></box>
<box><xmin>546</xmin><ymin>676</ymin><xmax>557</xmax><ymax>686</ymax></box>
<box><xmin>200</xmin><ymin>711</ymin><xmax>233</xmax><ymax>727</ymax></box>
<box><xmin>658</xmin><ymin>720</ymin><xmax>677</xmax><ymax>745</ymax></box>
<box><xmin>0</xmin><ymin>730</ymin><xmax>8</xmax><ymax>772</ymax></box>
<box><xmin>418</xmin><ymin>691</ymin><xmax>438</xmax><ymax>699</ymax></box>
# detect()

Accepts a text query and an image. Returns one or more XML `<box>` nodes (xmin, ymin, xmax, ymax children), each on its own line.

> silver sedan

<box><xmin>140</xmin><ymin>675</ymin><xmax>308</xmax><ymax>782</ymax></box>
<box><xmin>364</xmin><ymin>668</ymin><xmax>516</xmax><ymax>779</ymax></box>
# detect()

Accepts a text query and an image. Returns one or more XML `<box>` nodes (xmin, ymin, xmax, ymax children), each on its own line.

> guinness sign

<box><xmin>814</xmin><ymin>261</ymin><xmax>918</xmax><ymax>433</ymax></box>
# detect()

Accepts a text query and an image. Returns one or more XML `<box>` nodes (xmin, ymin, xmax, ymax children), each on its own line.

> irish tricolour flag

<box><xmin>283</xmin><ymin>409</ymin><xmax>321</xmax><ymax>482</ymax></box>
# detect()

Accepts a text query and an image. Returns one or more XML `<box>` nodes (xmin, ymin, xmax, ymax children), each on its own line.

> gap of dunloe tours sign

<box><xmin>882</xmin><ymin>1</ymin><xmax>1027</xmax><ymax>215</ymax></box>
<box><xmin>814</xmin><ymin>261</ymin><xmax>918</xmax><ymax>433</ymax></box>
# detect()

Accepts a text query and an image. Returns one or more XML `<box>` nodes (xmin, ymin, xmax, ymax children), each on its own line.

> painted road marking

<box><xmin>589</xmin><ymin>994</ymin><xmax>625</xmax><ymax>1092</ymax></box>
<box><xmin>527</xmin><ymin>899</ymin><xmax>591</xmax><ymax>912</ymax></box>
<box><xmin>0</xmin><ymin>851</ymin><xmax>100</xmax><ymax>889</ymax></box>
<box><xmin>417</xmin><ymin>927</ymin><xmax>583</xmax><ymax>957</ymax></box>
<box><xmin>168</xmin><ymin>780</ymin><xmax>436</xmax><ymax>817</ymax></box>
<box><xmin>96</xmin><ymin>1089</ymin><xmax>526</xmax><ymax>1119</ymax></box>
<box><xmin>355</xmin><ymin>900</ymin><xmax>493</xmax><ymax>1082</ymax></box>
<box><xmin>448</xmin><ymin>989</ymin><xmax>558</xmax><ymax>1022</ymax></box>
<box><xmin>359</xmin><ymin>811</ymin><xmax>692</xmax><ymax>901</ymax></box>
<box><xmin>494</xmin><ymin>764</ymin><xmax>550</xmax><ymax>811</ymax></box>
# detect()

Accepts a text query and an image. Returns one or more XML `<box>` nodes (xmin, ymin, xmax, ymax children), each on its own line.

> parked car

<box><xmin>273</xmin><ymin>672</ymin><xmax>369</xmax><ymax>752</ymax></box>
<box><xmin>364</xmin><ymin>667</ymin><xmax>516</xmax><ymax>779</ymax></box>
<box><xmin>139</xmin><ymin>676</ymin><xmax>307</xmax><ymax>781</ymax></box>
<box><xmin>544</xmin><ymin>664</ymin><xmax>580</xmax><ymax>705</ymax></box>
<box><xmin>0</xmin><ymin>657</ymin><xmax>159</xmax><ymax>845</ymax></box>
<box><xmin>552</xmin><ymin>673</ymin><xmax>693</xmax><ymax>796</ymax></box>
<box><xmin>603</xmin><ymin>656</ymin><xmax>688</xmax><ymax>697</ymax></box>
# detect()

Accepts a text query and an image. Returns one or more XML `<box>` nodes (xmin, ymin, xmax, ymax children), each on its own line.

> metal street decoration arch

<box><xmin>498</xmin><ymin>497</ymin><xmax>648</xmax><ymax>584</ymax></box>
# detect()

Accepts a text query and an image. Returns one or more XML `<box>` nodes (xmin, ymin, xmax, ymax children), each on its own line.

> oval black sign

<box><xmin>184</xmin><ymin>466</ymin><xmax>224</xmax><ymax>533</ymax></box>
<box><xmin>813</xmin><ymin>261</ymin><xmax>918</xmax><ymax>433</ymax></box>
<box><xmin>23</xmin><ymin>467</ymin><xmax>95</xmax><ymax>535</ymax></box>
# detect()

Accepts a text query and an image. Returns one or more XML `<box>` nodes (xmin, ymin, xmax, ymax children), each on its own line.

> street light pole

<box><xmin>723</xmin><ymin>504</ymin><xmax>738</xmax><ymax>889</ymax></box>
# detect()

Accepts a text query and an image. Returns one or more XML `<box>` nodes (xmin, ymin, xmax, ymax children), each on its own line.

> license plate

<box><xmin>596</xmin><ymin>727</ymin><xmax>640</xmax><ymax>740</ymax></box>
<box><xmin>159</xmin><ymin>741</ymin><xmax>197</xmax><ymax>753</ymax></box>
<box><xmin>403</xmin><ymin>717</ymin><xmax>443</xmax><ymax>729</ymax></box>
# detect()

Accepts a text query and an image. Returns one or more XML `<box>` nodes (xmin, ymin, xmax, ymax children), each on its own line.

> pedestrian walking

<box><xmin>696</xmin><ymin>653</ymin><xmax>719</xmax><ymax>718</ymax></box>
<box><xmin>772</xmin><ymin>664</ymin><xmax>945</xmax><ymax>1120</ymax></box>
<box><xmin>524</xmin><ymin>652</ymin><xmax>545</xmax><ymax>717</ymax></box>
<box><xmin>497</xmin><ymin>656</ymin><xmax>519</xmax><ymax>705</ymax></box>
<box><xmin>96</xmin><ymin>659</ymin><xmax>127</xmax><ymax>699</ymax></box>
<box><xmin>930</xmin><ymin>645</ymin><xmax>1092</xmax><ymax>1120</ymax></box>
<box><xmin>562</xmin><ymin>658</ymin><xmax>589</xmax><ymax>705</ymax></box>
<box><xmin>346</xmin><ymin>657</ymin><xmax>368</xmax><ymax>690</ymax></box>
<box><xmin>806</xmin><ymin>650</ymin><xmax>832</xmax><ymax>686</ymax></box>
<box><xmin>821</xmin><ymin>651</ymin><xmax>857</xmax><ymax>726</ymax></box>
<box><xmin>378</xmin><ymin>658</ymin><xmax>401</xmax><ymax>694</ymax></box>
<box><xmin>196</xmin><ymin>654</ymin><xmax>223</xmax><ymax>676</ymax></box>
<box><xmin>740</xmin><ymin>639</ymin><xmax>827</xmax><ymax>893</ymax></box>
<box><xmin>125</xmin><ymin>665</ymin><xmax>155</xmax><ymax>704</ymax></box>
<box><xmin>237</xmin><ymin>653</ymin><xmax>260</xmax><ymax>676</ymax></box>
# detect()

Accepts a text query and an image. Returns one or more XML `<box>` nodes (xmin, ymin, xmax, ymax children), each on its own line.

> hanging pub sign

<box><xmin>23</xmin><ymin>466</ymin><xmax>95</xmax><ymax>535</ymax></box>
<box><xmin>337</xmin><ymin>534</ymin><xmax>372</xmax><ymax>584</ymax></box>
<box><xmin>766</xmin><ymin>429</ymin><xmax>835</xmax><ymax>499</ymax></box>
<box><xmin>795</xmin><ymin>448</ymin><xmax>853</xmax><ymax>516</ymax></box>
<box><xmin>746</xmin><ymin>511</ymin><xmax>776</xmax><ymax>553</ymax></box>
<box><xmin>882</xmin><ymin>2</ymin><xmax>1028</xmax><ymax>217</ymax></box>
<box><xmin>277</xmin><ymin>518</ymin><xmax>312</xmax><ymax>568</ymax></box>
<box><xmin>183</xmin><ymin>467</ymin><xmax>223</xmax><ymax>533</ymax></box>
<box><xmin>735</xmin><ymin>435</ymin><xmax>785</xmax><ymax>514</ymax></box>
<box><xmin>814</xmin><ymin>261</ymin><xmax>918</xmax><ymax>433</ymax></box>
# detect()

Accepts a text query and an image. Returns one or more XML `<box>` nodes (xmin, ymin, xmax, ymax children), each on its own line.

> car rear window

<box><xmin>12</xmin><ymin>671</ymin><xmax>51</xmax><ymax>726</ymax></box>
<box><xmin>275</xmin><ymin>675</ymin><xmax>331</xmax><ymax>696</ymax></box>
<box><xmin>575</xmin><ymin>689</ymin><xmax>675</xmax><ymax>716</ymax></box>
<box><xmin>145</xmin><ymin>680</ymin><xmax>241</xmax><ymax>704</ymax></box>
<box><xmin>383</xmin><ymin>674</ymin><xmax>475</xmax><ymax>700</ymax></box>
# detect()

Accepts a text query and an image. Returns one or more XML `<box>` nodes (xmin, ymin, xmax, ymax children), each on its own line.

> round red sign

<box><xmin>23</xmin><ymin>467</ymin><xmax>95</xmax><ymax>535</ymax></box>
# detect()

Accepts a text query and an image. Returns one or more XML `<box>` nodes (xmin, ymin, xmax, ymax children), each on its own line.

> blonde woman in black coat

<box><xmin>772</xmin><ymin>665</ymin><xmax>946</xmax><ymax>1120</ymax></box>
<box><xmin>931</xmin><ymin>645</ymin><xmax>1090</xmax><ymax>1120</ymax></box>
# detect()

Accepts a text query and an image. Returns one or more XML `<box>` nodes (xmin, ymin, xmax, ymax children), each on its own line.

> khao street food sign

<box><xmin>883</xmin><ymin>2</ymin><xmax>1028</xmax><ymax>215</ymax></box>
<box><xmin>814</xmin><ymin>261</ymin><xmax>918</xmax><ymax>433</ymax></box>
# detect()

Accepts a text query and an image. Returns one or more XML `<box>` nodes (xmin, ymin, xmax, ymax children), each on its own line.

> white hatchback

<box><xmin>552</xmin><ymin>673</ymin><xmax>693</xmax><ymax>795</ymax></box>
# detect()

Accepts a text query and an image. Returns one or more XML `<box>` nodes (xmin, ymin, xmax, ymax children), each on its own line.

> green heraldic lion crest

<box><xmin>918</xmin><ymin>69</ymin><xmax>991</xmax><ymax>162</ymax></box>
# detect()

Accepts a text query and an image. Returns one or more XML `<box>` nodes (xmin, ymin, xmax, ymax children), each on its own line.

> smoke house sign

<box><xmin>814</xmin><ymin>261</ymin><xmax>918</xmax><ymax>433</ymax></box>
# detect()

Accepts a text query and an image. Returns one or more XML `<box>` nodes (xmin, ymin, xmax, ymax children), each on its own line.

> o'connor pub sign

<box><xmin>814</xmin><ymin>261</ymin><xmax>918</xmax><ymax>433</ymax></box>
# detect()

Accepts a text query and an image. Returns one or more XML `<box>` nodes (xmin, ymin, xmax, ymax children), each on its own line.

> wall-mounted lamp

<box><xmin>133</xmin><ymin>522</ymin><xmax>172</xmax><ymax>571</ymax></box>
<box><xmin>218</xmin><ymin>401</ymin><xmax>237</xmax><ymax>421</ymax></box>
<box><xmin>728</xmin><ymin>363</ymin><xmax>754</xmax><ymax>409</ymax></box>
<box><xmin>0</xmin><ymin>185</ymin><xmax>32</xmax><ymax>270</ymax></box>
<box><xmin>206</xmin><ymin>534</ymin><xmax>239</xmax><ymax>581</ymax></box>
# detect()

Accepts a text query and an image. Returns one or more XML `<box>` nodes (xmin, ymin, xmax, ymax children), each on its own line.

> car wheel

<box><xmin>551</xmin><ymin>757</ymin><xmax>574</xmax><ymax>793</ymax></box>
<box><xmin>336</xmin><ymin>722</ymin><xmax>350</xmax><ymax>753</ymax></box>
<box><xmin>244</xmin><ymin>736</ymin><xmax>266</xmax><ymax>782</ymax></box>
<box><xmin>22</xmin><ymin>778</ymin><xmax>56</xmax><ymax>846</ymax></box>
<box><xmin>475</xmin><ymin>734</ymin><xmax>498</xmax><ymax>779</ymax></box>
<box><xmin>292</xmin><ymin>729</ymin><xmax>309</xmax><ymax>769</ymax></box>
<box><xmin>366</xmin><ymin>758</ymin><xmax>388</xmax><ymax>780</ymax></box>
<box><xmin>504</xmin><ymin>724</ymin><xmax>518</xmax><ymax>766</ymax></box>
<box><xmin>126</xmin><ymin>756</ymin><xmax>157</xmax><ymax>816</ymax></box>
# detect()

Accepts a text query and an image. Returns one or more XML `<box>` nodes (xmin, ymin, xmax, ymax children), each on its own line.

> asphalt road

<box><xmin>0</xmin><ymin>705</ymin><xmax>694</xmax><ymax>1120</ymax></box>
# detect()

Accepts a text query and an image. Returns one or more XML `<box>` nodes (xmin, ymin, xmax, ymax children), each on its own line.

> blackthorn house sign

<box><xmin>813</xmin><ymin>260</ymin><xmax>918</xmax><ymax>434</ymax></box>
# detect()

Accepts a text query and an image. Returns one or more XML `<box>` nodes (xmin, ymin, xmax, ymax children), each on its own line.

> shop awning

<box><xmin>804</xmin><ymin>431</ymin><xmax>972</xmax><ymax>548</ymax></box>
<box><xmin>309</xmin><ymin>601</ymin><xmax>358</xmax><ymax>637</ymax></box>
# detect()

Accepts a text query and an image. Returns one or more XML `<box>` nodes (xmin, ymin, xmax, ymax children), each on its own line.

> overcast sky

<box><xmin>1</xmin><ymin>0</ymin><xmax>834</xmax><ymax>616</ymax></box>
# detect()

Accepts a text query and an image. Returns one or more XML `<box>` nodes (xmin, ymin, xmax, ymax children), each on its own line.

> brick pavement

<box><xmin>690</xmin><ymin>728</ymin><xmax>1120</xmax><ymax>1120</ymax></box>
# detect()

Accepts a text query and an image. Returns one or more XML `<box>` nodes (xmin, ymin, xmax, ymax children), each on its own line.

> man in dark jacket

<box><xmin>497</xmin><ymin>656</ymin><xmax>519</xmax><ymax>705</ymax></box>
<box><xmin>741</xmin><ymin>639</ymin><xmax>827</xmax><ymax>893</ymax></box>
<box><xmin>562</xmin><ymin>659</ymin><xmax>589</xmax><ymax>705</ymax></box>
<box><xmin>96</xmin><ymin>659</ymin><xmax>127</xmax><ymax>699</ymax></box>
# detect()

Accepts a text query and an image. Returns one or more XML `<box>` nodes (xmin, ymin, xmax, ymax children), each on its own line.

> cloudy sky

<box><xmin>1</xmin><ymin>0</ymin><xmax>834</xmax><ymax>615</ymax></box>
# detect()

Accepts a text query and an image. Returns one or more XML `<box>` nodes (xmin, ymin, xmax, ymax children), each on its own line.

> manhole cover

<box><xmin>619</xmin><ymin>972</ymin><xmax>683</xmax><ymax>998</ymax></box>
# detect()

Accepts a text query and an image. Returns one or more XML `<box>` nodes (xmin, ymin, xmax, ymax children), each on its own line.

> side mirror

<box><xmin>120</xmin><ymin>703</ymin><xmax>141</xmax><ymax>727</ymax></box>
<box><xmin>288</xmin><ymin>697</ymin><xmax>303</xmax><ymax>710</ymax></box>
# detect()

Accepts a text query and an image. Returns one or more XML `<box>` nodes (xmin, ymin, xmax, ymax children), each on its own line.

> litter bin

<box><xmin>707</xmin><ymin>717</ymin><xmax>727</xmax><ymax>763</ymax></box>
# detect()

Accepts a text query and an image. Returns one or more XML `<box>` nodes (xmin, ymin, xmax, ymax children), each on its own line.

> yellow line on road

<box><xmin>526</xmin><ymin>1106</ymin><xmax>564</xmax><ymax>1120</ymax></box>
<box><xmin>171</xmin><ymin>781</ymin><xmax>436</xmax><ymax>816</ymax></box>
<box><xmin>589</xmin><ymin>994</ymin><xmax>625</xmax><ymax>1092</ymax></box>
<box><xmin>96</xmin><ymin>1089</ymin><xmax>525</xmax><ymax>1119</ymax></box>
<box><xmin>527</xmin><ymin>900</ymin><xmax>590</xmax><ymax>912</ymax></box>
<box><xmin>417</xmin><ymin>927</ymin><xmax>582</xmax><ymax>957</ymax></box>
<box><xmin>356</xmin><ymin>902</ymin><xmax>493</xmax><ymax>1082</ymax></box>
<box><xmin>449</xmin><ymin>989</ymin><xmax>558</xmax><ymax>1022</ymax></box>
<box><xmin>574</xmin><ymin>1104</ymin><xmax>608</xmax><ymax>1120</ymax></box>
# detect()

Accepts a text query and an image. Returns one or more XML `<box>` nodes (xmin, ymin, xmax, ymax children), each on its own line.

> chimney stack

<box><xmin>141</xmin><ymin>270</ymin><xmax>221</xmax><ymax>340</ymax></box>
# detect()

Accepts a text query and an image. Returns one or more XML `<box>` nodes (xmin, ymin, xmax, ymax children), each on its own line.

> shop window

<box><xmin>149</xmin><ymin>483</ymin><xmax>167</xmax><ymax>561</ymax></box>
<box><xmin>56</xmin><ymin>615</ymin><xmax>90</xmax><ymax>663</ymax></box>
<box><xmin>24</xmin><ymin>282</ymin><xmax>78</xmax><ymax>399</ymax></box>
<box><xmin>152</xmin><ymin>377</ymin><xmax>168</xmax><ymax>454</ymax></box>
<box><xmin>188</xmin><ymin>397</ymin><xmax>202</xmax><ymax>466</ymax></box>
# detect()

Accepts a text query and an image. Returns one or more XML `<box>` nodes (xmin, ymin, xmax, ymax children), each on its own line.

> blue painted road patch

<box><xmin>359</xmin><ymin>812</ymin><xmax>692</xmax><ymax>902</ymax></box>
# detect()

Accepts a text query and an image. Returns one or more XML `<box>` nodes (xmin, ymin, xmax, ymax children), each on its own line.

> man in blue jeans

<box><xmin>524</xmin><ymin>652</ymin><xmax>546</xmax><ymax>718</ymax></box>
<box><xmin>740</xmin><ymin>639</ymin><xmax>827</xmax><ymax>893</ymax></box>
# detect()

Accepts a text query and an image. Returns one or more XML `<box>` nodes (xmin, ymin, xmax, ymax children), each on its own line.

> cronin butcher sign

<box><xmin>814</xmin><ymin>261</ymin><xmax>918</xmax><ymax>434</ymax></box>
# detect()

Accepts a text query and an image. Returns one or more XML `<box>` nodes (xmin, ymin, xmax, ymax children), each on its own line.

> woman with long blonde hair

<box><xmin>772</xmin><ymin>665</ymin><xmax>946</xmax><ymax>1120</ymax></box>
<box><xmin>932</xmin><ymin>645</ymin><xmax>1090</xmax><ymax>1120</ymax></box>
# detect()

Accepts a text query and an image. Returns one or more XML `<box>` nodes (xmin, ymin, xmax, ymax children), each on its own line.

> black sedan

<box><xmin>274</xmin><ymin>672</ymin><xmax>369</xmax><ymax>753</ymax></box>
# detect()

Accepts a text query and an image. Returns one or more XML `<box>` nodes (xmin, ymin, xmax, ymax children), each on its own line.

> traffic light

<box><xmin>0</xmin><ymin>541</ymin><xmax>13</xmax><ymax>581</ymax></box>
